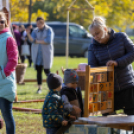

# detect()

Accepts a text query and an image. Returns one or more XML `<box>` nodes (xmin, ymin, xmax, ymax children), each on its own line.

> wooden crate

<box><xmin>76</xmin><ymin>65</ymin><xmax>114</xmax><ymax>117</ymax></box>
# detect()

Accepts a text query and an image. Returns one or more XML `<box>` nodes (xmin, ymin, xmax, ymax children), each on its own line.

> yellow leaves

<box><xmin>31</xmin><ymin>9</ymin><xmax>49</xmax><ymax>21</ymax></box>
<box><xmin>9</xmin><ymin>0</ymin><xmax>134</xmax><ymax>30</ymax></box>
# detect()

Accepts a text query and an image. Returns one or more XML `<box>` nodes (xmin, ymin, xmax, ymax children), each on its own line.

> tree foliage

<box><xmin>10</xmin><ymin>0</ymin><xmax>134</xmax><ymax>31</ymax></box>
<box><xmin>10</xmin><ymin>0</ymin><xmax>48</xmax><ymax>22</ymax></box>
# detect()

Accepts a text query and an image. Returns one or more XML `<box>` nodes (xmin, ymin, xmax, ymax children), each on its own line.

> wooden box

<box><xmin>107</xmin><ymin>100</ymin><xmax>112</xmax><ymax>108</ymax></box>
<box><xmin>76</xmin><ymin>65</ymin><xmax>114</xmax><ymax>117</ymax></box>
<box><xmin>109</xmin><ymin>82</ymin><xmax>114</xmax><ymax>90</ymax></box>
<box><xmin>99</xmin><ymin>101</ymin><xmax>107</xmax><ymax>110</ymax></box>
<box><xmin>89</xmin><ymin>94</ymin><xmax>98</xmax><ymax>102</ymax></box>
<box><xmin>89</xmin><ymin>103</ymin><xmax>99</xmax><ymax>112</ymax></box>
<box><xmin>107</xmin><ymin>91</ymin><xmax>113</xmax><ymax>100</ymax></box>
<box><xmin>99</xmin><ymin>82</ymin><xmax>109</xmax><ymax>91</ymax></box>
<box><xmin>98</xmin><ymin>91</ymin><xmax>107</xmax><ymax>102</ymax></box>
<box><xmin>96</xmin><ymin>72</ymin><xmax>107</xmax><ymax>83</ymax></box>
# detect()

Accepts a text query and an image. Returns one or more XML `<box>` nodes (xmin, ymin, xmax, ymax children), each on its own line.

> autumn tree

<box><xmin>10</xmin><ymin>0</ymin><xmax>134</xmax><ymax>31</ymax></box>
<box><xmin>10</xmin><ymin>0</ymin><xmax>48</xmax><ymax>22</ymax></box>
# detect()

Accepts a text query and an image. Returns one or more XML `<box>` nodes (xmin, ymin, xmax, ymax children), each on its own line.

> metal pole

<box><xmin>28</xmin><ymin>0</ymin><xmax>32</xmax><ymax>23</ymax></box>
<box><xmin>66</xmin><ymin>10</ymin><xmax>69</xmax><ymax>68</ymax></box>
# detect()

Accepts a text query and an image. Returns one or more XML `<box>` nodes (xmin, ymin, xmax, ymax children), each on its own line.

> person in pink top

<box><xmin>0</xmin><ymin>12</ymin><xmax>18</xmax><ymax>134</ymax></box>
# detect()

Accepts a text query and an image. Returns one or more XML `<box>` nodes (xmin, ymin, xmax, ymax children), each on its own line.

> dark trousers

<box><xmin>21</xmin><ymin>55</ymin><xmax>32</xmax><ymax>66</ymax></box>
<box><xmin>0</xmin><ymin>98</ymin><xmax>15</xmax><ymax>134</ymax></box>
<box><xmin>36</xmin><ymin>65</ymin><xmax>50</xmax><ymax>85</ymax></box>
<box><xmin>114</xmin><ymin>87</ymin><xmax>134</xmax><ymax>115</ymax></box>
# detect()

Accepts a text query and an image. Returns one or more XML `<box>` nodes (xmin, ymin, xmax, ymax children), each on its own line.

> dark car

<box><xmin>12</xmin><ymin>21</ymin><xmax>92</xmax><ymax>57</ymax></box>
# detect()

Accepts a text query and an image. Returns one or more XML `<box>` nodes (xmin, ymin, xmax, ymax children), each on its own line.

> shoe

<box><xmin>37</xmin><ymin>89</ymin><xmax>42</xmax><ymax>94</ymax></box>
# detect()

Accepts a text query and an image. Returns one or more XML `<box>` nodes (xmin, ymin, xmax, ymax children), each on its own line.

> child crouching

<box><xmin>61</xmin><ymin>69</ymin><xmax>83</xmax><ymax>119</ymax></box>
<box><xmin>42</xmin><ymin>73</ymin><xmax>70</xmax><ymax>134</ymax></box>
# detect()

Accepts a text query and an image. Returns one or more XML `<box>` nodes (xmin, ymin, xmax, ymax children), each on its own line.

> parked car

<box><xmin>12</xmin><ymin>21</ymin><xmax>92</xmax><ymax>57</ymax></box>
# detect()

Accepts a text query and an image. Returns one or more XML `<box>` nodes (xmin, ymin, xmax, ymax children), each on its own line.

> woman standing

<box><xmin>88</xmin><ymin>16</ymin><xmax>134</xmax><ymax>115</ymax></box>
<box><xmin>19</xmin><ymin>25</ymin><xmax>27</xmax><ymax>63</ymax></box>
<box><xmin>0</xmin><ymin>12</ymin><xmax>18</xmax><ymax>134</ymax></box>
<box><xmin>26</xmin><ymin>17</ymin><xmax>54</xmax><ymax>94</ymax></box>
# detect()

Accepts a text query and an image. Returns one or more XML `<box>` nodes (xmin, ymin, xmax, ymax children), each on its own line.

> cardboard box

<box><xmin>109</xmin><ymin>82</ymin><xmax>114</xmax><ymax>90</ymax></box>
<box><xmin>89</xmin><ymin>102</ymin><xmax>99</xmax><ymax>112</ymax></box>
<box><xmin>107</xmin><ymin>91</ymin><xmax>113</xmax><ymax>100</ymax></box>
<box><xmin>89</xmin><ymin>94</ymin><xmax>98</xmax><ymax>102</ymax></box>
<box><xmin>99</xmin><ymin>101</ymin><xmax>107</xmax><ymax>110</ymax></box>
<box><xmin>107</xmin><ymin>100</ymin><xmax>112</xmax><ymax>108</ymax></box>
<box><xmin>96</xmin><ymin>72</ymin><xmax>107</xmax><ymax>83</ymax></box>
<box><xmin>98</xmin><ymin>91</ymin><xmax>107</xmax><ymax>102</ymax></box>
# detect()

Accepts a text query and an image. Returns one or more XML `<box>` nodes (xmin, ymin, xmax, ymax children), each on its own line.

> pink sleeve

<box><xmin>4</xmin><ymin>37</ymin><xmax>18</xmax><ymax>77</ymax></box>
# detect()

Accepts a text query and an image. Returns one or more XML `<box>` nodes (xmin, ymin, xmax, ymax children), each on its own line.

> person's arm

<box><xmin>62</xmin><ymin>95</ymin><xmax>74</xmax><ymax>112</ymax></box>
<box><xmin>3</xmin><ymin>37</ymin><xmax>18</xmax><ymax>77</ymax></box>
<box><xmin>88</xmin><ymin>45</ymin><xmax>98</xmax><ymax>67</ymax></box>
<box><xmin>115</xmin><ymin>33</ymin><xmax>134</xmax><ymax>67</ymax></box>
<box><xmin>26</xmin><ymin>29</ymin><xmax>34</xmax><ymax>42</ymax></box>
<box><xmin>36</xmin><ymin>28</ymin><xmax>54</xmax><ymax>45</ymax></box>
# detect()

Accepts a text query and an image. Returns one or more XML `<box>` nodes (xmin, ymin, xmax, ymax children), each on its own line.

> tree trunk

<box><xmin>28</xmin><ymin>0</ymin><xmax>32</xmax><ymax>23</ymax></box>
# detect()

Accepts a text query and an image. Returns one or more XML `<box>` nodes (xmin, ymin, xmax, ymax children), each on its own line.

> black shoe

<box><xmin>37</xmin><ymin>89</ymin><xmax>42</xmax><ymax>94</ymax></box>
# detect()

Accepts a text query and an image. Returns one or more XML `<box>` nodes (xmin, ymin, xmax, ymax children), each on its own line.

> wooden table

<box><xmin>78</xmin><ymin>115</ymin><xmax>134</xmax><ymax>132</ymax></box>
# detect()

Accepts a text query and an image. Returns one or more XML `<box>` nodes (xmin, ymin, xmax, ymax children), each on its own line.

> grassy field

<box><xmin>1</xmin><ymin>57</ymin><xmax>87</xmax><ymax>134</ymax></box>
<box><xmin>1</xmin><ymin>56</ymin><xmax>134</xmax><ymax>134</ymax></box>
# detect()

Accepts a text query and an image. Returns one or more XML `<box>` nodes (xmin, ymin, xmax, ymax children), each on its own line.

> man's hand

<box><xmin>106</xmin><ymin>60</ymin><xmax>118</xmax><ymax>67</ymax></box>
<box><xmin>62</xmin><ymin>120</ymin><xmax>68</xmax><ymax>126</ymax></box>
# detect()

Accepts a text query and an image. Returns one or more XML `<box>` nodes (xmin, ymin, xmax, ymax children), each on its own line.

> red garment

<box><xmin>0</xmin><ymin>28</ymin><xmax>18</xmax><ymax>77</ymax></box>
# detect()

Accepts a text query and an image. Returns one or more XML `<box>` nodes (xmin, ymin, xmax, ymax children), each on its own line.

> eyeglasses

<box><xmin>0</xmin><ymin>20</ymin><xmax>5</xmax><ymax>24</ymax></box>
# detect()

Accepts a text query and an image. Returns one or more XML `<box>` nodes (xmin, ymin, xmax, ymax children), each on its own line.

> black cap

<box><xmin>47</xmin><ymin>73</ymin><xmax>63</xmax><ymax>89</ymax></box>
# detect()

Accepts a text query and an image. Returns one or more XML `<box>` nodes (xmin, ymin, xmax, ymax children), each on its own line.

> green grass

<box><xmin>1</xmin><ymin>56</ymin><xmax>134</xmax><ymax>134</ymax></box>
<box><xmin>1</xmin><ymin>56</ymin><xmax>87</xmax><ymax>134</ymax></box>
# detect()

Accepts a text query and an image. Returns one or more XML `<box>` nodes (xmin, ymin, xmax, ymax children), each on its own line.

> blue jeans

<box><xmin>46</xmin><ymin>127</ymin><xmax>60</xmax><ymax>134</ymax></box>
<box><xmin>0</xmin><ymin>97</ymin><xmax>15</xmax><ymax>134</ymax></box>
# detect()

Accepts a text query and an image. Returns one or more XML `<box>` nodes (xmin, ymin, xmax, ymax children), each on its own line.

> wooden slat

<box><xmin>100</xmin><ymin>125</ymin><xmax>132</xmax><ymax>131</ymax></box>
<box><xmin>76</xmin><ymin>71</ymin><xmax>86</xmax><ymax>76</ymax></box>
<box><xmin>68</xmin><ymin>7</ymin><xmax>94</xmax><ymax>11</ymax></box>
<box><xmin>13</xmin><ymin>99</ymin><xmax>45</xmax><ymax>103</ymax></box>
<box><xmin>90</xmin><ymin>66</ymin><xmax>114</xmax><ymax>73</ymax></box>
<box><xmin>24</xmin><ymin>79</ymin><xmax>46</xmax><ymax>82</ymax></box>
<box><xmin>84</xmin><ymin>66</ymin><xmax>90</xmax><ymax>117</ymax></box>
<box><xmin>13</xmin><ymin>107</ymin><xmax>41</xmax><ymax>114</ymax></box>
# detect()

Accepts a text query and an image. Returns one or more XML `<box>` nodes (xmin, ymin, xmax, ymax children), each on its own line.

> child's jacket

<box><xmin>42</xmin><ymin>89</ymin><xmax>70</xmax><ymax>128</ymax></box>
<box><xmin>61</xmin><ymin>86</ymin><xmax>83</xmax><ymax>117</ymax></box>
